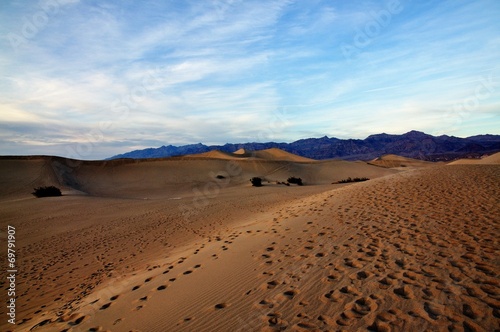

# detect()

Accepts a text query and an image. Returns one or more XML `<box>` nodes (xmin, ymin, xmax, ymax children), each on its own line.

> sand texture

<box><xmin>0</xmin><ymin>152</ymin><xmax>498</xmax><ymax>332</ymax></box>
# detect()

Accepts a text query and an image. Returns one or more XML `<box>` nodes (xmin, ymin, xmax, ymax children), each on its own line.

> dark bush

<box><xmin>335</xmin><ymin>177</ymin><xmax>369</xmax><ymax>184</ymax></box>
<box><xmin>32</xmin><ymin>186</ymin><xmax>62</xmax><ymax>198</ymax></box>
<box><xmin>287</xmin><ymin>177</ymin><xmax>303</xmax><ymax>186</ymax></box>
<box><xmin>250</xmin><ymin>177</ymin><xmax>263</xmax><ymax>187</ymax></box>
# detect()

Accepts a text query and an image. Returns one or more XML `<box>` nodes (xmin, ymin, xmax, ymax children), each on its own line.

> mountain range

<box><xmin>109</xmin><ymin>130</ymin><xmax>500</xmax><ymax>161</ymax></box>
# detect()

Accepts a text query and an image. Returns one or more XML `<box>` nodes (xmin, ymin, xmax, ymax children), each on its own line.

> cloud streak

<box><xmin>0</xmin><ymin>0</ymin><xmax>499</xmax><ymax>158</ymax></box>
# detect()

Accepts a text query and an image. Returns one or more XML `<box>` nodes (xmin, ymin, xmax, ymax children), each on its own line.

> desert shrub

<box><xmin>32</xmin><ymin>186</ymin><xmax>62</xmax><ymax>198</ymax></box>
<box><xmin>250</xmin><ymin>177</ymin><xmax>262</xmax><ymax>187</ymax></box>
<box><xmin>335</xmin><ymin>177</ymin><xmax>369</xmax><ymax>184</ymax></box>
<box><xmin>287</xmin><ymin>177</ymin><xmax>303</xmax><ymax>186</ymax></box>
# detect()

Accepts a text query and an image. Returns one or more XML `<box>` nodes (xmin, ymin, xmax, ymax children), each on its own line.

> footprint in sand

<box><xmin>267</xmin><ymin>313</ymin><xmax>288</xmax><ymax>329</ymax></box>
<box><xmin>340</xmin><ymin>286</ymin><xmax>360</xmax><ymax>296</ymax></box>
<box><xmin>393</xmin><ymin>285</ymin><xmax>414</xmax><ymax>299</ymax></box>
<box><xmin>344</xmin><ymin>258</ymin><xmax>362</xmax><ymax>268</ymax></box>
<box><xmin>347</xmin><ymin>297</ymin><xmax>378</xmax><ymax>317</ymax></box>
<box><xmin>258</xmin><ymin>299</ymin><xmax>275</xmax><ymax>309</ymax></box>
<box><xmin>266</xmin><ymin>280</ymin><xmax>279</xmax><ymax>289</ymax></box>
<box><xmin>295</xmin><ymin>322</ymin><xmax>318</xmax><ymax>330</ymax></box>
<box><xmin>99</xmin><ymin>302</ymin><xmax>111</xmax><ymax>310</ymax></box>
<box><xmin>324</xmin><ymin>290</ymin><xmax>341</xmax><ymax>302</ymax></box>
<box><xmin>283</xmin><ymin>290</ymin><xmax>298</xmax><ymax>299</ymax></box>
<box><xmin>214</xmin><ymin>303</ymin><xmax>228</xmax><ymax>309</ymax></box>
<box><xmin>69</xmin><ymin>315</ymin><xmax>85</xmax><ymax>326</ymax></box>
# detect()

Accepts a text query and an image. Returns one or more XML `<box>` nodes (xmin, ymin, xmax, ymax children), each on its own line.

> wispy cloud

<box><xmin>0</xmin><ymin>0</ymin><xmax>499</xmax><ymax>158</ymax></box>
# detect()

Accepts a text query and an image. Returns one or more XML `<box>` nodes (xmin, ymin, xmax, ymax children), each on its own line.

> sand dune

<box><xmin>183</xmin><ymin>150</ymin><xmax>243</xmax><ymax>160</ymax></box>
<box><xmin>368</xmin><ymin>154</ymin><xmax>437</xmax><ymax>169</ymax></box>
<box><xmin>251</xmin><ymin>148</ymin><xmax>315</xmax><ymax>162</ymax></box>
<box><xmin>184</xmin><ymin>148</ymin><xmax>315</xmax><ymax>162</ymax></box>
<box><xmin>233</xmin><ymin>148</ymin><xmax>250</xmax><ymax>155</ymax></box>
<box><xmin>0</xmin><ymin>153</ymin><xmax>498</xmax><ymax>332</ymax></box>
<box><xmin>448</xmin><ymin>152</ymin><xmax>500</xmax><ymax>165</ymax></box>
<box><xmin>0</xmin><ymin>153</ymin><xmax>396</xmax><ymax>198</ymax></box>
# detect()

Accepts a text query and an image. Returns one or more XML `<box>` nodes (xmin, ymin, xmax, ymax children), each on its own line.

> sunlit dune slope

<box><xmin>184</xmin><ymin>148</ymin><xmax>314</xmax><ymax>162</ymax></box>
<box><xmin>448</xmin><ymin>151</ymin><xmax>500</xmax><ymax>165</ymax></box>
<box><xmin>250</xmin><ymin>148</ymin><xmax>315</xmax><ymax>162</ymax></box>
<box><xmin>368</xmin><ymin>154</ymin><xmax>436</xmax><ymax>169</ymax></box>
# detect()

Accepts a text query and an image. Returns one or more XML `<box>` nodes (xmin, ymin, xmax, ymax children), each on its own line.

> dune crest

<box><xmin>233</xmin><ymin>148</ymin><xmax>250</xmax><ymax>155</ymax></box>
<box><xmin>448</xmin><ymin>151</ymin><xmax>500</xmax><ymax>165</ymax></box>
<box><xmin>183</xmin><ymin>150</ymin><xmax>241</xmax><ymax>160</ymax></box>
<box><xmin>251</xmin><ymin>148</ymin><xmax>315</xmax><ymax>162</ymax></box>
<box><xmin>184</xmin><ymin>147</ymin><xmax>315</xmax><ymax>162</ymax></box>
<box><xmin>368</xmin><ymin>154</ymin><xmax>436</xmax><ymax>169</ymax></box>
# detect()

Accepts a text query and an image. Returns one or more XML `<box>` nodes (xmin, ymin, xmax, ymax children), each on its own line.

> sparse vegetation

<box><xmin>334</xmin><ymin>177</ymin><xmax>369</xmax><ymax>184</ymax></box>
<box><xmin>250</xmin><ymin>177</ymin><xmax>263</xmax><ymax>187</ymax></box>
<box><xmin>287</xmin><ymin>177</ymin><xmax>303</xmax><ymax>186</ymax></box>
<box><xmin>32</xmin><ymin>186</ymin><xmax>62</xmax><ymax>198</ymax></box>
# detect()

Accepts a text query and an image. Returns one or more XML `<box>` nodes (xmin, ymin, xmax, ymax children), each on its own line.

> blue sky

<box><xmin>1</xmin><ymin>0</ymin><xmax>499</xmax><ymax>159</ymax></box>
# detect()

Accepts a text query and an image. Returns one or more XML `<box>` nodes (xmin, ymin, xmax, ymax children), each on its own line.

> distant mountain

<box><xmin>108</xmin><ymin>130</ymin><xmax>500</xmax><ymax>161</ymax></box>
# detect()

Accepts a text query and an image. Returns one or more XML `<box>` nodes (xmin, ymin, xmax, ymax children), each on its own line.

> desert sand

<box><xmin>447</xmin><ymin>152</ymin><xmax>500</xmax><ymax>165</ymax></box>
<box><xmin>0</xmin><ymin>150</ymin><xmax>498</xmax><ymax>332</ymax></box>
<box><xmin>368</xmin><ymin>154</ymin><xmax>438</xmax><ymax>170</ymax></box>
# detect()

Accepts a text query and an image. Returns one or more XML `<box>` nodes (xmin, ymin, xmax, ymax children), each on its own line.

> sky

<box><xmin>1</xmin><ymin>0</ymin><xmax>499</xmax><ymax>159</ymax></box>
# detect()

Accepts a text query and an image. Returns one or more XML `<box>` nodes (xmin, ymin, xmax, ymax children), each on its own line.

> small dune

<box><xmin>368</xmin><ymin>154</ymin><xmax>436</xmax><ymax>168</ymax></box>
<box><xmin>448</xmin><ymin>151</ymin><xmax>500</xmax><ymax>165</ymax></box>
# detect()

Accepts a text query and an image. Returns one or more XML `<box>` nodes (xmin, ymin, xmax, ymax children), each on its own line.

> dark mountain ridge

<box><xmin>109</xmin><ymin>130</ymin><xmax>500</xmax><ymax>162</ymax></box>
